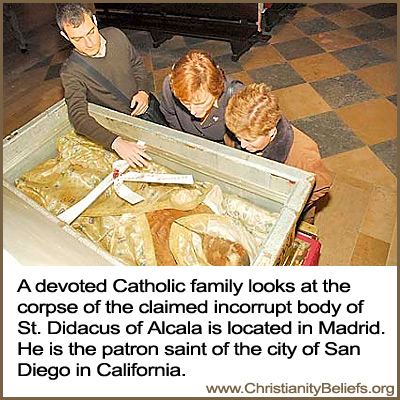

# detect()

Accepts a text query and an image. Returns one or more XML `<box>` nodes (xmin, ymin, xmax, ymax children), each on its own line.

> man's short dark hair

<box><xmin>56</xmin><ymin>3</ymin><xmax>93</xmax><ymax>32</ymax></box>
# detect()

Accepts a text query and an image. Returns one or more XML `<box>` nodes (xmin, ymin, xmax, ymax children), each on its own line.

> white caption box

<box><xmin>3</xmin><ymin>265</ymin><xmax>397</xmax><ymax>397</ymax></box>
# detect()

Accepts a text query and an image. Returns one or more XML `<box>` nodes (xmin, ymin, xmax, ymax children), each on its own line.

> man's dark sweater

<box><xmin>60</xmin><ymin>27</ymin><xmax>149</xmax><ymax>150</ymax></box>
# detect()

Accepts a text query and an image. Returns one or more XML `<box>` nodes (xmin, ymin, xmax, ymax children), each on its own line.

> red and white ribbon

<box><xmin>58</xmin><ymin>144</ymin><xmax>194</xmax><ymax>224</ymax></box>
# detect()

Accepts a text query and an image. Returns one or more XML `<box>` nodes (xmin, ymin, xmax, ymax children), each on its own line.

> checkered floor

<box><xmin>3</xmin><ymin>3</ymin><xmax>397</xmax><ymax>265</ymax></box>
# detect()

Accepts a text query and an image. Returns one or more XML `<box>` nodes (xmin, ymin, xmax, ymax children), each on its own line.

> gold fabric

<box><xmin>15</xmin><ymin>131</ymin><xmax>212</xmax><ymax>265</ymax></box>
<box><xmin>73</xmin><ymin>213</ymin><xmax>156</xmax><ymax>266</ymax></box>
<box><xmin>15</xmin><ymin>131</ymin><xmax>278</xmax><ymax>265</ymax></box>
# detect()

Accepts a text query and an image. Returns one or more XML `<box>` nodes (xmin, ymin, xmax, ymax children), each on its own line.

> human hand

<box><xmin>113</xmin><ymin>138</ymin><xmax>152</xmax><ymax>168</ymax></box>
<box><xmin>130</xmin><ymin>91</ymin><xmax>149</xmax><ymax>116</ymax></box>
<box><xmin>224</xmin><ymin>133</ymin><xmax>236</xmax><ymax>147</ymax></box>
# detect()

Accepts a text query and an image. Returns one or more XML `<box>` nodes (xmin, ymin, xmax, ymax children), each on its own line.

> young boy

<box><xmin>224</xmin><ymin>83</ymin><xmax>332</xmax><ymax>223</ymax></box>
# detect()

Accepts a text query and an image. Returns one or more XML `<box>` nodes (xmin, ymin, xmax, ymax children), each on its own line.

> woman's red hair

<box><xmin>170</xmin><ymin>50</ymin><xmax>225</xmax><ymax>102</ymax></box>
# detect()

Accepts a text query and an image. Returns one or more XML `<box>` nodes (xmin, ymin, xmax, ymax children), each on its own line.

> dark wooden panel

<box><xmin>94</xmin><ymin>3</ymin><xmax>265</xmax><ymax>61</ymax></box>
<box><xmin>95</xmin><ymin>4</ymin><xmax>257</xmax><ymax>23</ymax></box>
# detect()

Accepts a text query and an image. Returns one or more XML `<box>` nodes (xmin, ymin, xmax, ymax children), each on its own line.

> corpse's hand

<box><xmin>130</xmin><ymin>91</ymin><xmax>149</xmax><ymax>116</ymax></box>
<box><xmin>113</xmin><ymin>138</ymin><xmax>152</xmax><ymax>168</ymax></box>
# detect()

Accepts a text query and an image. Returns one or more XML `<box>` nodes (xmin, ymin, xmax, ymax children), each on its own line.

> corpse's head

<box><xmin>57</xmin><ymin>4</ymin><xmax>101</xmax><ymax>57</ymax></box>
<box><xmin>225</xmin><ymin>83</ymin><xmax>281</xmax><ymax>153</ymax></box>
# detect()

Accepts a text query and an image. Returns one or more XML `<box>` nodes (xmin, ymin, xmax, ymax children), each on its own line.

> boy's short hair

<box><xmin>56</xmin><ymin>3</ymin><xmax>93</xmax><ymax>31</ymax></box>
<box><xmin>225</xmin><ymin>83</ymin><xmax>281</xmax><ymax>139</ymax></box>
<box><xmin>170</xmin><ymin>50</ymin><xmax>225</xmax><ymax>103</ymax></box>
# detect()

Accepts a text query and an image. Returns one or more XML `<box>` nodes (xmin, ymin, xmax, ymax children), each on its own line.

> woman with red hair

<box><xmin>160</xmin><ymin>50</ymin><xmax>243</xmax><ymax>143</ymax></box>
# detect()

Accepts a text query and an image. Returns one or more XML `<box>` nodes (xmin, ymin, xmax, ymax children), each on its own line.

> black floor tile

<box><xmin>369</xmin><ymin>36</ymin><xmax>397</xmax><ymax>61</ymax></box>
<box><xmin>370</xmin><ymin>138</ymin><xmax>397</xmax><ymax>176</ymax></box>
<box><xmin>348</xmin><ymin>22</ymin><xmax>396</xmax><ymax>42</ymax></box>
<box><xmin>292</xmin><ymin>111</ymin><xmax>364</xmax><ymax>158</ymax></box>
<box><xmin>213</xmin><ymin>53</ymin><xmax>244</xmax><ymax>75</ymax></box>
<box><xmin>25</xmin><ymin>55</ymin><xmax>54</xmax><ymax>72</ymax></box>
<box><xmin>150</xmin><ymin>47</ymin><xmax>188</xmax><ymax>70</ymax></box>
<box><xmin>156</xmin><ymin>35</ymin><xmax>189</xmax><ymax>52</ymax></box>
<box><xmin>123</xmin><ymin>28</ymin><xmax>151</xmax><ymax>41</ymax></box>
<box><xmin>273</xmin><ymin>37</ymin><xmax>325</xmax><ymax>60</ymax></box>
<box><xmin>359</xmin><ymin>3</ymin><xmax>398</xmax><ymax>19</ymax></box>
<box><xmin>311</xmin><ymin>3</ymin><xmax>350</xmax><ymax>15</ymax></box>
<box><xmin>124</xmin><ymin>29</ymin><xmax>153</xmax><ymax>54</ymax></box>
<box><xmin>294</xmin><ymin>17</ymin><xmax>340</xmax><ymax>35</ymax></box>
<box><xmin>332</xmin><ymin>44</ymin><xmax>391</xmax><ymax>70</ymax></box>
<box><xmin>247</xmin><ymin>63</ymin><xmax>305</xmax><ymax>91</ymax></box>
<box><xmin>184</xmin><ymin>36</ymin><xmax>208</xmax><ymax>46</ymax></box>
<box><xmin>44</xmin><ymin>63</ymin><xmax>62</xmax><ymax>81</ymax></box>
<box><xmin>311</xmin><ymin>73</ymin><xmax>380</xmax><ymax>109</ymax></box>
<box><xmin>188</xmin><ymin>40</ymin><xmax>232</xmax><ymax>58</ymax></box>
<box><xmin>387</xmin><ymin>94</ymin><xmax>397</xmax><ymax>106</ymax></box>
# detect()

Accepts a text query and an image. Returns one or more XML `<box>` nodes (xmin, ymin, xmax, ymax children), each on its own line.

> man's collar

<box><xmin>92</xmin><ymin>34</ymin><xmax>107</xmax><ymax>58</ymax></box>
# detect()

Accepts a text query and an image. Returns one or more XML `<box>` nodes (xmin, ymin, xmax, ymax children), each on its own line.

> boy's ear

<box><xmin>60</xmin><ymin>31</ymin><xmax>70</xmax><ymax>41</ymax></box>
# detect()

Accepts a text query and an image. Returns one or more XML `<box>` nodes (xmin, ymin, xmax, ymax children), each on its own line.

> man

<box><xmin>57</xmin><ymin>4</ymin><xmax>164</xmax><ymax>168</ymax></box>
<box><xmin>225</xmin><ymin>83</ymin><xmax>332</xmax><ymax>223</ymax></box>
